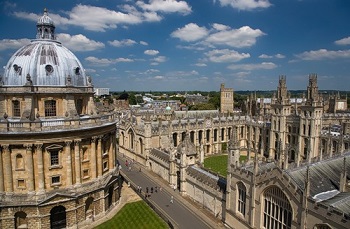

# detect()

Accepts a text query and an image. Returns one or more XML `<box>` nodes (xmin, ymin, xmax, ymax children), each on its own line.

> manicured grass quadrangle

<box><xmin>203</xmin><ymin>154</ymin><xmax>247</xmax><ymax>177</ymax></box>
<box><xmin>95</xmin><ymin>200</ymin><xmax>169</xmax><ymax>229</ymax></box>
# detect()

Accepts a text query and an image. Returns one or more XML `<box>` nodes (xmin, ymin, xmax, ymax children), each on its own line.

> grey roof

<box><xmin>150</xmin><ymin>148</ymin><xmax>170</xmax><ymax>162</ymax></box>
<box><xmin>3</xmin><ymin>10</ymin><xmax>88</xmax><ymax>87</ymax></box>
<box><xmin>322</xmin><ymin>192</ymin><xmax>350</xmax><ymax>215</ymax></box>
<box><xmin>187</xmin><ymin>166</ymin><xmax>226</xmax><ymax>191</ymax></box>
<box><xmin>286</xmin><ymin>152</ymin><xmax>350</xmax><ymax>198</ymax></box>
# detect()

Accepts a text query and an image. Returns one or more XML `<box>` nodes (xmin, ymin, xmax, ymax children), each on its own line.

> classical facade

<box><xmin>0</xmin><ymin>9</ymin><xmax>120</xmax><ymax>229</ymax></box>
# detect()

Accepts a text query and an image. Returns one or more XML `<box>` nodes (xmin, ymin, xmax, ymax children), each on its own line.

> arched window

<box><xmin>190</xmin><ymin>131</ymin><xmax>195</xmax><ymax>143</ymax></box>
<box><xmin>214</xmin><ymin>129</ymin><xmax>218</xmax><ymax>142</ymax></box>
<box><xmin>45</xmin><ymin>100</ymin><xmax>56</xmax><ymax>117</ymax></box>
<box><xmin>173</xmin><ymin>133</ymin><xmax>178</xmax><ymax>147</ymax></box>
<box><xmin>14</xmin><ymin>211</ymin><xmax>27</xmax><ymax>229</ymax></box>
<box><xmin>263</xmin><ymin>187</ymin><xmax>292</xmax><ymax>229</ymax></box>
<box><xmin>237</xmin><ymin>182</ymin><xmax>246</xmax><ymax>216</ymax></box>
<box><xmin>128</xmin><ymin>129</ymin><xmax>134</xmax><ymax>149</ymax></box>
<box><xmin>139</xmin><ymin>138</ymin><xmax>143</xmax><ymax>154</ymax></box>
<box><xmin>15</xmin><ymin>154</ymin><xmax>24</xmax><ymax>170</ymax></box>
<box><xmin>50</xmin><ymin>206</ymin><xmax>66</xmax><ymax>229</ymax></box>
<box><xmin>314</xmin><ymin>224</ymin><xmax>332</xmax><ymax>229</ymax></box>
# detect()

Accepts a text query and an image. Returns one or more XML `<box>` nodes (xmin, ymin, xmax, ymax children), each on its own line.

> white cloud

<box><xmin>144</xmin><ymin>49</ymin><xmax>160</xmax><ymax>55</ymax></box>
<box><xmin>171</xmin><ymin>23</ymin><xmax>209</xmax><ymax>42</ymax></box>
<box><xmin>259</xmin><ymin>54</ymin><xmax>272</xmax><ymax>59</ymax></box>
<box><xmin>0</xmin><ymin>38</ymin><xmax>30</xmax><ymax>51</ymax></box>
<box><xmin>335</xmin><ymin>37</ymin><xmax>350</xmax><ymax>45</ymax></box>
<box><xmin>140</xmin><ymin>41</ymin><xmax>148</xmax><ymax>45</ymax></box>
<box><xmin>227</xmin><ymin>62</ymin><xmax>277</xmax><ymax>70</ymax></box>
<box><xmin>195</xmin><ymin>63</ymin><xmax>207</xmax><ymax>67</ymax></box>
<box><xmin>154</xmin><ymin>75</ymin><xmax>164</xmax><ymax>79</ymax></box>
<box><xmin>152</xmin><ymin>55</ymin><xmax>167</xmax><ymax>62</ymax></box>
<box><xmin>108</xmin><ymin>39</ymin><xmax>137</xmax><ymax>47</ymax></box>
<box><xmin>259</xmin><ymin>53</ymin><xmax>285</xmax><ymax>59</ymax></box>
<box><xmin>206</xmin><ymin>25</ymin><xmax>265</xmax><ymax>48</ymax></box>
<box><xmin>57</xmin><ymin>33</ymin><xmax>105</xmax><ymax>51</ymax></box>
<box><xmin>275</xmin><ymin>53</ymin><xmax>285</xmax><ymax>58</ymax></box>
<box><xmin>296</xmin><ymin>49</ymin><xmax>350</xmax><ymax>60</ymax></box>
<box><xmin>212</xmin><ymin>23</ymin><xmax>230</xmax><ymax>31</ymax></box>
<box><xmin>85</xmin><ymin>56</ymin><xmax>133</xmax><ymax>66</ymax></box>
<box><xmin>136</xmin><ymin>0</ymin><xmax>192</xmax><ymax>15</ymax></box>
<box><xmin>205</xmin><ymin>49</ymin><xmax>250</xmax><ymax>62</ymax></box>
<box><xmin>218</xmin><ymin>0</ymin><xmax>272</xmax><ymax>11</ymax></box>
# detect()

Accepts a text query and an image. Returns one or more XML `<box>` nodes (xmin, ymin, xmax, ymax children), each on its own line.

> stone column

<box><xmin>0</xmin><ymin>146</ymin><xmax>4</xmax><ymax>192</ymax></box>
<box><xmin>3</xmin><ymin>145</ymin><xmax>13</xmax><ymax>192</ymax></box>
<box><xmin>91</xmin><ymin>137</ymin><xmax>97</xmax><ymax>179</ymax></box>
<box><xmin>65</xmin><ymin>141</ymin><xmax>73</xmax><ymax>186</ymax></box>
<box><xmin>74</xmin><ymin>140</ymin><xmax>81</xmax><ymax>185</ymax></box>
<box><xmin>97</xmin><ymin>137</ymin><xmax>102</xmax><ymax>177</ymax></box>
<box><xmin>36</xmin><ymin>144</ymin><xmax>45</xmax><ymax>193</ymax></box>
<box><xmin>109</xmin><ymin>134</ymin><xmax>114</xmax><ymax>170</ymax></box>
<box><xmin>24</xmin><ymin>144</ymin><xmax>35</xmax><ymax>192</ymax></box>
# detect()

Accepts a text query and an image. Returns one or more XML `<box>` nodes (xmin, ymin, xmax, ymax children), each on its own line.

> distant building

<box><xmin>94</xmin><ymin>88</ymin><xmax>110</xmax><ymax>96</ymax></box>
<box><xmin>220</xmin><ymin>83</ymin><xmax>234</xmax><ymax>113</ymax></box>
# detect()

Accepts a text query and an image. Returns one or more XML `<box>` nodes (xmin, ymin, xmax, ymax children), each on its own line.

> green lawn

<box><xmin>203</xmin><ymin>154</ymin><xmax>247</xmax><ymax>177</ymax></box>
<box><xmin>95</xmin><ymin>200</ymin><xmax>169</xmax><ymax>229</ymax></box>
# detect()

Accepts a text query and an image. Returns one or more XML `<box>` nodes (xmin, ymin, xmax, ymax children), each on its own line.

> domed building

<box><xmin>0</xmin><ymin>9</ymin><xmax>120</xmax><ymax>229</ymax></box>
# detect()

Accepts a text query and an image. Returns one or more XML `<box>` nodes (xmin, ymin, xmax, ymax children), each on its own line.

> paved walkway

<box><xmin>117</xmin><ymin>155</ymin><xmax>226</xmax><ymax>229</ymax></box>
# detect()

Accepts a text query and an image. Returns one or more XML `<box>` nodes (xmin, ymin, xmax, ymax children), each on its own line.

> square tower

<box><xmin>220</xmin><ymin>83</ymin><xmax>234</xmax><ymax>113</ymax></box>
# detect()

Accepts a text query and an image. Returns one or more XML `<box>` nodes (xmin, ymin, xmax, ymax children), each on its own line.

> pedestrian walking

<box><xmin>170</xmin><ymin>195</ymin><xmax>174</xmax><ymax>204</ymax></box>
<box><xmin>151</xmin><ymin>187</ymin><xmax>153</xmax><ymax>193</ymax></box>
<box><xmin>173</xmin><ymin>184</ymin><xmax>176</xmax><ymax>191</ymax></box>
<box><xmin>155</xmin><ymin>186</ymin><xmax>157</xmax><ymax>193</ymax></box>
<box><xmin>125</xmin><ymin>160</ymin><xmax>128</xmax><ymax>167</ymax></box>
<box><xmin>159</xmin><ymin>186</ymin><xmax>162</xmax><ymax>192</ymax></box>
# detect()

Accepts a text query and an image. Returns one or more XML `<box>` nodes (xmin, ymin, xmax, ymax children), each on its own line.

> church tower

<box><xmin>220</xmin><ymin>83</ymin><xmax>234</xmax><ymax>113</ymax></box>
<box><xmin>269</xmin><ymin>76</ymin><xmax>292</xmax><ymax>160</ymax></box>
<box><xmin>298</xmin><ymin>74</ymin><xmax>323</xmax><ymax>162</ymax></box>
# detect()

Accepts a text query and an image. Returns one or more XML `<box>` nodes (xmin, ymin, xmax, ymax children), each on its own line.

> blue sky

<box><xmin>1</xmin><ymin>0</ymin><xmax>350</xmax><ymax>91</ymax></box>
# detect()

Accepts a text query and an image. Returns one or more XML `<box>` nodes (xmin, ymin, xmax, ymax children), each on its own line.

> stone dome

<box><xmin>2</xmin><ymin>9</ymin><xmax>88</xmax><ymax>87</ymax></box>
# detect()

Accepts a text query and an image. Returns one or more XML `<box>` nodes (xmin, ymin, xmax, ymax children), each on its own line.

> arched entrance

<box><xmin>50</xmin><ymin>206</ymin><xmax>66</xmax><ymax>229</ymax></box>
<box><xmin>107</xmin><ymin>186</ymin><xmax>114</xmax><ymax>209</ymax></box>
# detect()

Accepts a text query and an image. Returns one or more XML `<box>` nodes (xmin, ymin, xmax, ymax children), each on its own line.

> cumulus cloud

<box><xmin>0</xmin><ymin>38</ymin><xmax>30</xmax><ymax>51</ymax></box>
<box><xmin>136</xmin><ymin>0</ymin><xmax>192</xmax><ymax>15</ymax></box>
<box><xmin>206</xmin><ymin>25</ymin><xmax>265</xmax><ymax>48</ymax></box>
<box><xmin>205</xmin><ymin>49</ymin><xmax>250</xmax><ymax>62</ymax></box>
<box><xmin>57</xmin><ymin>33</ymin><xmax>105</xmax><ymax>51</ymax></box>
<box><xmin>144</xmin><ymin>49</ymin><xmax>160</xmax><ymax>55</ymax></box>
<box><xmin>335</xmin><ymin>37</ymin><xmax>350</xmax><ymax>45</ymax></box>
<box><xmin>85</xmin><ymin>56</ymin><xmax>133</xmax><ymax>66</ymax></box>
<box><xmin>108</xmin><ymin>39</ymin><xmax>137</xmax><ymax>47</ymax></box>
<box><xmin>295</xmin><ymin>49</ymin><xmax>350</xmax><ymax>60</ymax></box>
<box><xmin>218</xmin><ymin>0</ymin><xmax>272</xmax><ymax>11</ymax></box>
<box><xmin>227</xmin><ymin>62</ymin><xmax>277</xmax><ymax>71</ymax></box>
<box><xmin>171</xmin><ymin>23</ymin><xmax>265</xmax><ymax>48</ymax></box>
<box><xmin>171</xmin><ymin>23</ymin><xmax>209</xmax><ymax>42</ymax></box>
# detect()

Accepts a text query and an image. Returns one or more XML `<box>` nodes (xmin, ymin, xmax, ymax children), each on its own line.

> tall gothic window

<box><xmin>45</xmin><ymin>100</ymin><xmax>56</xmax><ymax>116</ymax></box>
<box><xmin>263</xmin><ymin>187</ymin><xmax>292</xmax><ymax>229</ymax></box>
<box><xmin>237</xmin><ymin>182</ymin><xmax>246</xmax><ymax>216</ymax></box>
<box><xmin>13</xmin><ymin>100</ymin><xmax>21</xmax><ymax>117</ymax></box>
